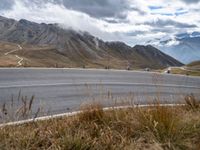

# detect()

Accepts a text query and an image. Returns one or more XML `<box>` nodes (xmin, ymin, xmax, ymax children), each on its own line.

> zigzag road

<box><xmin>4</xmin><ymin>44</ymin><xmax>23</xmax><ymax>67</ymax></box>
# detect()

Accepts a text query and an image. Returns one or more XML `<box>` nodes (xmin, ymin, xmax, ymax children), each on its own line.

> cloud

<box><xmin>5</xmin><ymin>0</ymin><xmax>131</xmax><ymax>20</ymax></box>
<box><xmin>0</xmin><ymin>0</ymin><xmax>14</xmax><ymax>10</ymax></box>
<box><xmin>0</xmin><ymin>0</ymin><xmax>131</xmax><ymax>42</ymax></box>
<box><xmin>180</xmin><ymin>0</ymin><xmax>200</xmax><ymax>3</ymax></box>
<box><xmin>144</xmin><ymin>19</ymin><xmax>197</xmax><ymax>29</ymax></box>
<box><xmin>60</xmin><ymin>0</ymin><xmax>131</xmax><ymax>19</ymax></box>
<box><xmin>0</xmin><ymin>0</ymin><xmax>199</xmax><ymax>46</ymax></box>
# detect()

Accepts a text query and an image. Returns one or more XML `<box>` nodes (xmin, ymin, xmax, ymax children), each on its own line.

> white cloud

<box><xmin>165</xmin><ymin>39</ymin><xmax>180</xmax><ymax>47</ymax></box>
<box><xmin>0</xmin><ymin>0</ymin><xmax>199</xmax><ymax>46</ymax></box>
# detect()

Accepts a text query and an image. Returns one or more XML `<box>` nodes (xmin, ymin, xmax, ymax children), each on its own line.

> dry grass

<box><xmin>0</xmin><ymin>91</ymin><xmax>39</xmax><ymax>123</ymax></box>
<box><xmin>0</xmin><ymin>41</ymin><xmax>172</xmax><ymax>69</ymax></box>
<box><xmin>184</xmin><ymin>94</ymin><xmax>200</xmax><ymax>111</ymax></box>
<box><xmin>0</xmin><ymin>97</ymin><xmax>200</xmax><ymax>150</ymax></box>
<box><xmin>187</xmin><ymin>61</ymin><xmax>200</xmax><ymax>69</ymax></box>
<box><xmin>170</xmin><ymin>68</ymin><xmax>200</xmax><ymax>76</ymax></box>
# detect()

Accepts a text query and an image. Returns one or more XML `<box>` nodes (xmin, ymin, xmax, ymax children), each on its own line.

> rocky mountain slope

<box><xmin>133</xmin><ymin>45</ymin><xmax>182</xmax><ymax>68</ymax></box>
<box><xmin>0</xmin><ymin>15</ymin><xmax>183</xmax><ymax>69</ymax></box>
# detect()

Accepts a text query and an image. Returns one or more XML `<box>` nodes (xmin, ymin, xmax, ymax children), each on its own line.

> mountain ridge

<box><xmin>0</xmin><ymin>15</ymin><xmax>183</xmax><ymax>69</ymax></box>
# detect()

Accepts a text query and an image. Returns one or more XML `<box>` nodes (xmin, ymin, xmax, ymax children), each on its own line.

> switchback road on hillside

<box><xmin>4</xmin><ymin>44</ymin><xmax>24</xmax><ymax>67</ymax></box>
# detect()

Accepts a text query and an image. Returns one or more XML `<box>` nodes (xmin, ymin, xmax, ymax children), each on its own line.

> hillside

<box><xmin>187</xmin><ymin>61</ymin><xmax>200</xmax><ymax>69</ymax></box>
<box><xmin>133</xmin><ymin>45</ymin><xmax>182</xmax><ymax>68</ymax></box>
<box><xmin>0</xmin><ymin>16</ymin><xmax>183</xmax><ymax>69</ymax></box>
<box><xmin>166</xmin><ymin>60</ymin><xmax>200</xmax><ymax>77</ymax></box>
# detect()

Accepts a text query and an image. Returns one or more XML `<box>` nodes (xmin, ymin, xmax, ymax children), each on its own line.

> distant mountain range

<box><xmin>0</xmin><ymin>15</ymin><xmax>182</xmax><ymax>69</ymax></box>
<box><xmin>148</xmin><ymin>32</ymin><xmax>200</xmax><ymax>64</ymax></box>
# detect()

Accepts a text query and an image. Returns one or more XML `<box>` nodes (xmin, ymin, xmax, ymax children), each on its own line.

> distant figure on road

<box><xmin>127</xmin><ymin>66</ymin><xmax>130</xmax><ymax>70</ymax></box>
<box><xmin>167</xmin><ymin>69</ymin><xmax>171</xmax><ymax>74</ymax></box>
<box><xmin>145</xmin><ymin>68</ymin><xmax>150</xmax><ymax>72</ymax></box>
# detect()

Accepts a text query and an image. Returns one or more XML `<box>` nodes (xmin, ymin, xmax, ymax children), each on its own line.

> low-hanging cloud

<box><xmin>143</xmin><ymin>19</ymin><xmax>197</xmax><ymax>29</ymax></box>
<box><xmin>60</xmin><ymin>0</ymin><xmax>131</xmax><ymax>19</ymax></box>
<box><xmin>1</xmin><ymin>0</ymin><xmax>131</xmax><ymax>19</ymax></box>
<box><xmin>0</xmin><ymin>0</ymin><xmax>132</xmax><ymax>42</ymax></box>
<box><xmin>0</xmin><ymin>0</ymin><xmax>199</xmax><ymax>46</ymax></box>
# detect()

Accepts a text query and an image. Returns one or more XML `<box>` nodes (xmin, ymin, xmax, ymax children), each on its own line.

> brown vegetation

<box><xmin>0</xmin><ymin>41</ymin><xmax>181</xmax><ymax>69</ymax></box>
<box><xmin>170</xmin><ymin>68</ymin><xmax>200</xmax><ymax>76</ymax></box>
<box><xmin>0</xmin><ymin>96</ymin><xmax>200</xmax><ymax>150</ymax></box>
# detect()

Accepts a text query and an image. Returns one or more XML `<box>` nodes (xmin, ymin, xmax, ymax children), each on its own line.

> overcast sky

<box><xmin>0</xmin><ymin>0</ymin><xmax>200</xmax><ymax>45</ymax></box>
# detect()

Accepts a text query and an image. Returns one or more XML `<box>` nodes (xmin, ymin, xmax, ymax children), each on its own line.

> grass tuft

<box><xmin>0</xmin><ymin>92</ymin><xmax>38</xmax><ymax>123</ymax></box>
<box><xmin>135</xmin><ymin>104</ymin><xmax>185</xmax><ymax>149</ymax></box>
<box><xmin>185</xmin><ymin>94</ymin><xmax>200</xmax><ymax>111</ymax></box>
<box><xmin>78</xmin><ymin>103</ymin><xmax>105</xmax><ymax>124</ymax></box>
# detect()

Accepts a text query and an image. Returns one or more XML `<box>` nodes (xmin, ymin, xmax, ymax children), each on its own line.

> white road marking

<box><xmin>0</xmin><ymin>104</ymin><xmax>185</xmax><ymax>128</ymax></box>
<box><xmin>0</xmin><ymin>68</ymin><xmax>199</xmax><ymax>79</ymax></box>
<box><xmin>0</xmin><ymin>82</ymin><xmax>199</xmax><ymax>89</ymax></box>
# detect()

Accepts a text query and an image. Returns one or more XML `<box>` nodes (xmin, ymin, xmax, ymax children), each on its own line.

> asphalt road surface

<box><xmin>0</xmin><ymin>68</ymin><xmax>199</xmax><ymax>119</ymax></box>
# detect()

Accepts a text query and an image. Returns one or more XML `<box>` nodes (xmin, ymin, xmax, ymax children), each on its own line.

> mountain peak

<box><xmin>0</xmin><ymin>16</ymin><xmax>182</xmax><ymax>68</ymax></box>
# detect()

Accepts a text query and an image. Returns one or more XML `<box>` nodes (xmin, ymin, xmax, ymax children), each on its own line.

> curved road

<box><xmin>4</xmin><ymin>44</ymin><xmax>23</xmax><ymax>67</ymax></box>
<box><xmin>0</xmin><ymin>68</ymin><xmax>199</xmax><ymax>118</ymax></box>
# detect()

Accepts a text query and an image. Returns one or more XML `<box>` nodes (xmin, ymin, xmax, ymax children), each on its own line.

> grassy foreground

<box><xmin>0</xmin><ymin>97</ymin><xmax>200</xmax><ymax>150</ymax></box>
